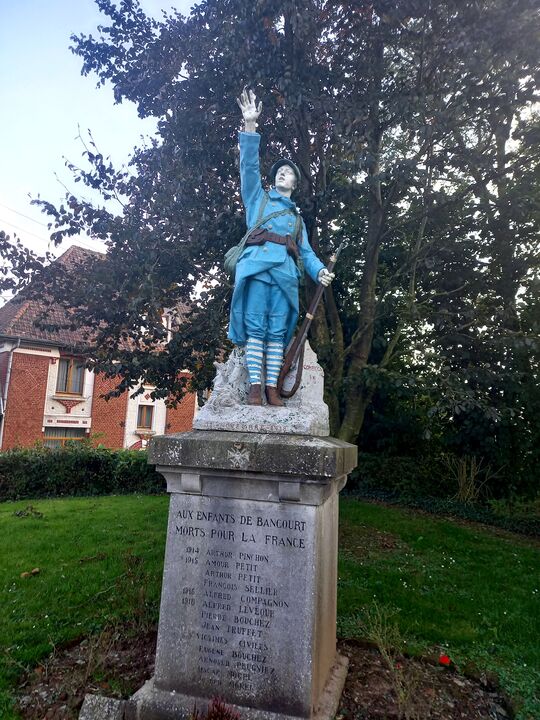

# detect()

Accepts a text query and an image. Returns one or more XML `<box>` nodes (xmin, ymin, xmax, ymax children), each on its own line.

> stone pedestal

<box><xmin>193</xmin><ymin>343</ymin><xmax>330</xmax><ymax>437</ymax></box>
<box><xmin>126</xmin><ymin>430</ymin><xmax>357</xmax><ymax>720</ymax></box>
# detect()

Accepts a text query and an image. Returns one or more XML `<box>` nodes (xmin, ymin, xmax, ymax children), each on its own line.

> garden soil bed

<box><xmin>16</xmin><ymin>628</ymin><xmax>512</xmax><ymax>720</ymax></box>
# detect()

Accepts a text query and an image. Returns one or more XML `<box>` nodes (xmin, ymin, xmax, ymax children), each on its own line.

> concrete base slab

<box><xmin>79</xmin><ymin>694</ymin><xmax>126</xmax><ymax>719</ymax></box>
<box><xmin>125</xmin><ymin>654</ymin><xmax>349</xmax><ymax>720</ymax></box>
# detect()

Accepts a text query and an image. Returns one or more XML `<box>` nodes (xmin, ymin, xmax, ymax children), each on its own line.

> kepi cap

<box><xmin>270</xmin><ymin>159</ymin><xmax>301</xmax><ymax>187</ymax></box>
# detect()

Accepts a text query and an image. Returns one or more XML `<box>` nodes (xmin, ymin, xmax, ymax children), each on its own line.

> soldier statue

<box><xmin>228</xmin><ymin>89</ymin><xmax>334</xmax><ymax>407</ymax></box>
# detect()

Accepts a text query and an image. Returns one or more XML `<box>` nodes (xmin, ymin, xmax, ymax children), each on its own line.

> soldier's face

<box><xmin>275</xmin><ymin>166</ymin><xmax>296</xmax><ymax>192</ymax></box>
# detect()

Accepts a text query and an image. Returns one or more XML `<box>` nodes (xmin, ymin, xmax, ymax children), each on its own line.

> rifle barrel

<box><xmin>277</xmin><ymin>246</ymin><xmax>342</xmax><ymax>395</ymax></box>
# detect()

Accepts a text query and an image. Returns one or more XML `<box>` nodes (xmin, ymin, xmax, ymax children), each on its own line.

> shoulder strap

<box><xmin>293</xmin><ymin>214</ymin><xmax>302</xmax><ymax>244</ymax></box>
<box><xmin>246</xmin><ymin>194</ymin><xmax>300</xmax><ymax>238</ymax></box>
<box><xmin>245</xmin><ymin>208</ymin><xmax>292</xmax><ymax>237</ymax></box>
<box><xmin>226</xmin><ymin>201</ymin><xmax>297</xmax><ymax>279</ymax></box>
<box><xmin>255</xmin><ymin>193</ymin><xmax>269</xmax><ymax>224</ymax></box>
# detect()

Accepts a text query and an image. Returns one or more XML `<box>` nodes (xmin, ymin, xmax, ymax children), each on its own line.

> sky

<box><xmin>0</xmin><ymin>0</ymin><xmax>192</xmax><ymax>264</ymax></box>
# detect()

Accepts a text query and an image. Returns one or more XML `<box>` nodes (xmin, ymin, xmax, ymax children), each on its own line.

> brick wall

<box><xmin>165</xmin><ymin>385</ymin><xmax>196</xmax><ymax>434</ymax></box>
<box><xmin>2</xmin><ymin>352</ymin><xmax>50</xmax><ymax>449</ymax></box>
<box><xmin>1</xmin><ymin>358</ymin><xmax>195</xmax><ymax>450</ymax></box>
<box><xmin>91</xmin><ymin>374</ymin><xmax>130</xmax><ymax>448</ymax></box>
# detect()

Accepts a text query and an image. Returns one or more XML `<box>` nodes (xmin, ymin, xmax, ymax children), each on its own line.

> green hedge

<box><xmin>345</xmin><ymin>452</ymin><xmax>539</xmax><ymax>536</ymax></box>
<box><xmin>0</xmin><ymin>445</ymin><xmax>165</xmax><ymax>501</ymax></box>
<box><xmin>346</xmin><ymin>452</ymin><xmax>453</xmax><ymax>498</ymax></box>
<box><xmin>351</xmin><ymin>489</ymin><xmax>540</xmax><ymax>537</ymax></box>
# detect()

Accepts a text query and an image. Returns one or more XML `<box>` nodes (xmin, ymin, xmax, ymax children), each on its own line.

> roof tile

<box><xmin>0</xmin><ymin>245</ymin><xmax>103</xmax><ymax>348</ymax></box>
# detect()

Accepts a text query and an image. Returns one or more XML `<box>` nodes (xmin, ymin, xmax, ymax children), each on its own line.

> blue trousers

<box><xmin>244</xmin><ymin>276</ymin><xmax>289</xmax><ymax>344</ymax></box>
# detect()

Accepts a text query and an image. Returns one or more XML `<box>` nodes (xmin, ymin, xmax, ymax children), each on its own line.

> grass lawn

<box><xmin>338</xmin><ymin>501</ymin><xmax>539</xmax><ymax>719</ymax></box>
<box><xmin>1</xmin><ymin>495</ymin><xmax>538</xmax><ymax>719</ymax></box>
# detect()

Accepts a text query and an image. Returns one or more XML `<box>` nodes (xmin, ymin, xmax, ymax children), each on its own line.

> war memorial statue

<box><xmin>228</xmin><ymin>89</ymin><xmax>334</xmax><ymax>407</ymax></box>
<box><xmin>80</xmin><ymin>89</ymin><xmax>356</xmax><ymax>720</ymax></box>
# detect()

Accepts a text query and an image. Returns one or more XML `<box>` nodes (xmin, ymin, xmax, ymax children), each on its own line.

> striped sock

<box><xmin>265</xmin><ymin>341</ymin><xmax>284</xmax><ymax>387</ymax></box>
<box><xmin>245</xmin><ymin>337</ymin><xmax>264</xmax><ymax>385</ymax></box>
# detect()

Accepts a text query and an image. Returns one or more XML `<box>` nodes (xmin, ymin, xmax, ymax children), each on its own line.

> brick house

<box><xmin>0</xmin><ymin>246</ymin><xmax>196</xmax><ymax>450</ymax></box>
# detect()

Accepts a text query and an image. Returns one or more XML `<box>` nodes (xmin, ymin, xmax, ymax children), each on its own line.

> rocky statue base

<box><xmin>100</xmin><ymin>429</ymin><xmax>356</xmax><ymax>720</ymax></box>
<box><xmin>193</xmin><ymin>343</ymin><xmax>330</xmax><ymax>436</ymax></box>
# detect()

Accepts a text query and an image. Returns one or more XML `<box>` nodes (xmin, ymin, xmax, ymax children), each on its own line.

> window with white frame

<box><xmin>56</xmin><ymin>358</ymin><xmax>85</xmax><ymax>395</ymax></box>
<box><xmin>44</xmin><ymin>427</ymin><xmax>86</xmax><ymax>448</ymax></box>
<box><xmin>137</xmin><ymin>405</ymin><xmax>154</xmax><ymax>429</ymax></box>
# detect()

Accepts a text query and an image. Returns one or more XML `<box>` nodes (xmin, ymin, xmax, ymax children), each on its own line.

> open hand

<box><xmin>237</xmin><ymin>87</ymin><xmax>262</xmax><ymax>127</ymax></box>
<box><xmin>318</xmin><ymin>269</ymin><xmax>335</xmax><ymax>287</ymax></box>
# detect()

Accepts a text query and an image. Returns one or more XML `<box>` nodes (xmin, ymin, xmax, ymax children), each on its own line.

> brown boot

<box><xmin>247</xmin><ymin>384</ymin><xmax>262</xmax><ymax>406</ymax></box>
<box><xmin>265</xmin><ymin>386</ymin><xmax>285</xmax><ymax>407</ymax></box>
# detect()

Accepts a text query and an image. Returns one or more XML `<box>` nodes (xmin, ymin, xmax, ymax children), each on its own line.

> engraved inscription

<box><xmin>172</xmin><ymin>500</ymin><xmax>309</xmax><ymax>697</ymax></box>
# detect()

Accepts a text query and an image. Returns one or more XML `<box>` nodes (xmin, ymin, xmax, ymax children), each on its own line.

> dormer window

<box><xmin>56</xmin><ymin>358</ymin><xmax>84</xmax><ymax>395</ymax></box>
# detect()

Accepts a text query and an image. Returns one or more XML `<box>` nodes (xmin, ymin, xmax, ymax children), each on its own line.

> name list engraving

<box><xmin>172</xmin><ymin>500</ymin><xmax>309</xmax><ymax>698</ymax></box>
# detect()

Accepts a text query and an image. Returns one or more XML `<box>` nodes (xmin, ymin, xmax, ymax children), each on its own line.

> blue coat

<box><xmin>228</xmin><ymin>132</ymin><xmax>325</xmax><ymax>346</ymax></box>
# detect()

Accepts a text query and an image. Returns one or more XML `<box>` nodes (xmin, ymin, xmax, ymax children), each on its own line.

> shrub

<box><xmin>0</xmin><ymin>444</ymin><xmax>165</xmax><ymax>501</ymax></box>
<box><xmin>346</xmin><ymin>452</ymin><xmax>539</xmax><ymax>536</ymax></box>
<box><xmin>346</xmin><ymin>452</ymin><xmax>453</xmax><ymax>499</ymax></box>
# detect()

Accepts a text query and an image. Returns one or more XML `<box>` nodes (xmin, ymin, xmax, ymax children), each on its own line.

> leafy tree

<box><xmin>422</xmin><ymin>110</ymin><xmax>540</xmax><ymax>493</ymax></box>
<box><xmin>3</xmin><ymin>0</ymin><xmax>539</xmax><ymax>467</ymax></box>
<box><xmin>0</xmin><ymin>231</ymin><xmax>51</xmax><ymax>298</ymax></box>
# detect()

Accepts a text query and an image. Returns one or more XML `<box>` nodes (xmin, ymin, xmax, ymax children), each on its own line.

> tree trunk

<box><xmin>283</xmin><ymin>1</ymin><xmax>345</xmax><ymax>432</ymax></box>
<box><xmin>337</xmin><ymin>33</ymin><xmax>384</xmax><ymax>444</ymax></box>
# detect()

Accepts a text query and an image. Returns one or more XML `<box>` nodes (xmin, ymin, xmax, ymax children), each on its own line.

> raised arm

<box><xmin>237</xmin><ymin>89</ymin><xmax>265</xmax><ymax>223</ymax></box>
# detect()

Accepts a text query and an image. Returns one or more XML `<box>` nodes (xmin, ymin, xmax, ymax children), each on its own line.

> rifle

<box><xmin>277</xmin><ymin>240</ymin><xmax>346</xmax><ymax>398</ymax></box>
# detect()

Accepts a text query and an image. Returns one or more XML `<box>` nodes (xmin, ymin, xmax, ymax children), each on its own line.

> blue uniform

<box><xmin>228</xmin><ymin>131</ymin><xmax>325</xmax><ymax>353</ymax></box>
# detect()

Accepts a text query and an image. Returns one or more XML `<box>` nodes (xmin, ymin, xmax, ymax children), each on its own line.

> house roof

<box><xmin>0</xmin><ymin>245</ymin><xmax>103</xmax><ymax>349</ymax></box>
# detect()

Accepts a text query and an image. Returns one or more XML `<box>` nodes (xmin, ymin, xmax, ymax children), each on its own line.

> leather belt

<box><xmin>246</xmin><ymin>228</ymin><xmax>299</xmax><ymax>259</ymax></box>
